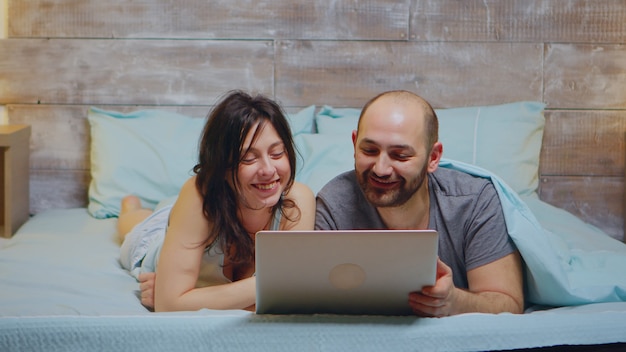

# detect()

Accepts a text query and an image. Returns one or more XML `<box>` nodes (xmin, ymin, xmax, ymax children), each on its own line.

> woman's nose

<box><xmin>258</xmin><ymin>156</ymin><xmax>276</xmax><ymax>176</ymax></box>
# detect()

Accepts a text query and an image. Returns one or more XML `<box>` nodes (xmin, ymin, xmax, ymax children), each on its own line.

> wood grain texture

<box><xmin>411</xmin><ymin>0</ymin><xmax>626</xmax><ymax>43</ymax></box>
<box><xmin>30</xmin><ymin>169</ymin><xmax>90</xmax><ymax>214</ymax></box>
<box><xmin>540</xmin><ymin>110</ymin><xmax>626</xmax><ymax>177</ymax></box>
<box><xmin>276</xmin><ymin>40</ymin><xmax>543</xmax><ymax>108</ymax></box>
<box><xmin>0</xmin><ymin>39</ymin><xmax>274</xmax><ymax>105</ymax></box>
<box><xmin>411</xmin><ymin>0</ymin><xmax>545</xmax><ymax>42</ymax></box>
<box><xmin>12</xmin><ymin>0</ymin><xmax>626</xmax><ymax>43</ymax></box>
<box><xmin>8</xmin><ymin>0</ymin><xmax>409</xmax><ymax>40</ymax></box>
<box><xmin>539</xmin><ymin>176</ymin><xmax>623</xmax><ymax>242</ymax></box>
<box><xmin>544</xmin><ymin>44</ymin><xmax>626</xmax><ymax>109</ymax></box>
<box><xmin>10</xmin><ymin>105</ymin><xmax>90</xmax><ymax>170</ymax></box>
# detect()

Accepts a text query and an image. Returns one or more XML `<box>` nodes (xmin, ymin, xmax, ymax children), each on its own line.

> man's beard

<box><xmin>357</xmin><ymin>160</ymin><xmax>428</xmax><ymax>208</ymax></box>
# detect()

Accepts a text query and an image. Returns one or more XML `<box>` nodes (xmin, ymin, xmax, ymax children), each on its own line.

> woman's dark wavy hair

<box><xmin>193</xmin><ymin>90</ymin><xmax>298</xmax><ymax>265</ymax></box>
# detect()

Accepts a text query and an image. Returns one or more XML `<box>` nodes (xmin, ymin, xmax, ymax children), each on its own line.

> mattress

<box><xmin>1</xmin><ymin>208</ymin><xmax>626</xmax><ymax>352</ymax></box>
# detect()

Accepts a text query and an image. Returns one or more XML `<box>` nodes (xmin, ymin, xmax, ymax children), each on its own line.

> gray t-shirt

<box><xmin>315</xmin><ymin>168</ymin><xmax>516</xmax><ymax>289</ymax></box>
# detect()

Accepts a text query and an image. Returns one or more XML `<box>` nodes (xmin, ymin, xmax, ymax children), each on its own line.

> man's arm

<box><xmin>461</xmin><ymin>251</ymin><xmax>524</xmax><ymax>314</ymax></box>
<box><xmin>409</xmin><ymin>252</ymin><xmax>524</xmax><ymax>317</ymax></box>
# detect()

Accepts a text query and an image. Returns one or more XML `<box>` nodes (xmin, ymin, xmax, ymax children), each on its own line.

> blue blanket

<box><xmin>440</xmin><ymin>159</ymin><xmax>626</xmax><ymax>306</ymax></box>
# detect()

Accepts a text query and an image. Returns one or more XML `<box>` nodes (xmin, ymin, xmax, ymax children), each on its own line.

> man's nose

<box><xmin>372</xmin><ymin>154</ymin><xmax>392</xmax><ymax>176</ymax></box>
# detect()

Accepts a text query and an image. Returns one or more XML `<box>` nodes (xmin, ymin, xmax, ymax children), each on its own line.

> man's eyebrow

<box><xmin>359</xmin><ymin>138</ymin><xmax>414</xmax><ymax>151</ymax></box>
<box><xmin>359</xmin><ymin>138</ymin><xmax>376</xmax><ymax>145</ymax></box>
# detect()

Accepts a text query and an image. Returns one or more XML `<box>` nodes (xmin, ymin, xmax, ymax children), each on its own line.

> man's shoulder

<box><xmin>315</xmin><ymin>170</ymin><xmax>382</xmax><ymax>229</ymax></box>
<box><xmin>317</xmin><ymin>170</ymin><xmax>357</xmax><ymax>196</ymax></box>
<box><xmin>430</xmin><ymin>167</ymin><xmax>496</xmax><ymax>197</ymax></box>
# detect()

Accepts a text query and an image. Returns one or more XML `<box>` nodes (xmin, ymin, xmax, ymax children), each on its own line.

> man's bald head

<box><xmin>358</xmin><ymin>90</ymin><xmax>439</xmax><ymax>148</ymax></box>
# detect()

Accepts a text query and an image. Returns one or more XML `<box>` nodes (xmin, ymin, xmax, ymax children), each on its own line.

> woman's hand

<box><xmin>138</xmin><ymin>272</ymin><xmax>157</xmax><ymax>309</ymax></box>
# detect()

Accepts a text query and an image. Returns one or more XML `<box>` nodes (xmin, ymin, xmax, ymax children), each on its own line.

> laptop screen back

<box><xmin>255</xmin><ymin>229</ymin><xmax>438</xmax><ymax>315</ymax></box>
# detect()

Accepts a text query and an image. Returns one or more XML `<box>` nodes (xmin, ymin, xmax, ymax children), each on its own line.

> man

<box><xmin>315</xmin><ymin>90</ymin><xmax>524</xmax><ymax>317</ymax></box>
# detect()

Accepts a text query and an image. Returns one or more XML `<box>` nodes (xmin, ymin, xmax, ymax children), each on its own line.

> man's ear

<box><xmin>427</xmin><ymin>142</ymin><xmax>443</xmax><ymax>172</ymax></box>
<box><xmin>351</xmin><ymin>130</ymin><xmax>358</xmax><ymax>159</ymax></box>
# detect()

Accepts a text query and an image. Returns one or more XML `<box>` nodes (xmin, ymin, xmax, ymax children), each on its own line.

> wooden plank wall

<box><xmin>1</xmin><ymin>0</ymin><xmax>625</xmax><ymax>241</ymax></box>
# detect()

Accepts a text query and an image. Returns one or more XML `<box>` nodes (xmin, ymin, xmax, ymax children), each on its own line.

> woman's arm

<box><xmin>150</xmin><ymin>180</ymin><xmax>316</xmax><ymax>312</ymax></box>
<box><xmin>154</xmin><ymin>177</ymin><xmax>256</xmax><ymax>312</ymax></box>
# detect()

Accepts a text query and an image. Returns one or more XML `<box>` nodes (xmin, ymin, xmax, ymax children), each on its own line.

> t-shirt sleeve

<box><xmin>464</xmin><ymin>182</ymin><xmax>517</xmax><ymax>271</ymax></box>
<box><xmin>315</xmin><ymin>194</ymin><xmax>338</xmax><ymax>230</ymax></box>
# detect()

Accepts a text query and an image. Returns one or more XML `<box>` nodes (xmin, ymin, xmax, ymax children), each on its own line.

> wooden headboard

<box><xmin>1</xmin><ymin>1</ymin><xmax>624</xmax><ymax>242</ymax></box>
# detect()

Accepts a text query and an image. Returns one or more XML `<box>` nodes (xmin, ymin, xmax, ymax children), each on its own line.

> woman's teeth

<box><xmin>256</xmin><ymin>181</ymin><xmax>277</xmax><ymax>190</ymax></box>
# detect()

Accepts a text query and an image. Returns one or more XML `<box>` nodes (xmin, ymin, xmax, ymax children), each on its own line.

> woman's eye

<box><xmin>270</xmin><ymin>150</ymin><xmax>285</xmax><ymax>159</ymax></box>
<box><xmin>241</xmin><ymin>154</ymin><xmax>256</xmax><ymax>163</ymax></box>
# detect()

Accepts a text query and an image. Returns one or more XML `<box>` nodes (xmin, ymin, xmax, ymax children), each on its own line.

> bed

<box><xmin>1</xmin><ymin>102</ymin><xmax>625</xmax><ymax>352</ymax></box>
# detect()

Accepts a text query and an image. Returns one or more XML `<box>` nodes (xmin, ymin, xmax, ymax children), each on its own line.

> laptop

<box><xmin>255</xmin><ymin>229</ymin><xmax>438</xmax><ymax>315</ymax></box>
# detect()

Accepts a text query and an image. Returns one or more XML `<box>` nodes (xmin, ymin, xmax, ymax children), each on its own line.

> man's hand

<box><xmin>138</xmin><ymin>272</ymin><xmax>157</xmax><ymax>309</ymax></box>
<box><xmin>408</xmin><ymin>258</ymin><xmax>456</xmax><ymax>317</ymax></box>
<box><xmin>408</xmin><ymin>253</ymin><xmax>525</xmax><ymax>316</ymax></box>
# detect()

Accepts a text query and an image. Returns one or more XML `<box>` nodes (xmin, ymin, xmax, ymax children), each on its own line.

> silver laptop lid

<box><xmin>255</xmin><ymin>229</ymin><xmax>438</xmax><ymax>315</ymax></box>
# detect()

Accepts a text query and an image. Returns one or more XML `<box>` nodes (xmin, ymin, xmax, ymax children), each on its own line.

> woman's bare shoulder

<box><xmin>168</xmin><ymin>175</ymin><xmax>211</xmax><ymax>241</ymax></box>
<box><xmin>180</xmin><ymin>175</ymin><xmax>198</xmax><ymax>192</ymax></box>
<box><xmin>286</xmin><ymin>181</ymin><xmax>315</xmax><ymax>203</ymax></box>
<box><xmin>282</xmin><ymin>181</ymin><xmax>316</xmax><ymax>230</ymax></box>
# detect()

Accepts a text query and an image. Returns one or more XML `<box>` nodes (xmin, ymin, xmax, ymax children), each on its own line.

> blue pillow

<box><xmin>315</xmin><ymin>106</ymin><xmax>362</xmax><ymax>134</ymax></box>
<box><xmin>287</xmin><ymin>105</ymin><xmax>316</xmax><ymax>135</ymax></box>
<box><xmin>87</xmin><ymin>108</ymin><xmax>205</xmax><ymax>218</ymax></box>
<box><xmin>314</xmin><ymin>102</ymin><xmax>546</xmax><ymax>195</ymax></box>
<box><xmin>87</xmin><ymin>106</ymin><xmax>317</xmax><ymax>218</ymax></box>
<box><xmin>294</xmin><ymin>133</ymin><xmax>354</xmax><ymax>194</ymax></box>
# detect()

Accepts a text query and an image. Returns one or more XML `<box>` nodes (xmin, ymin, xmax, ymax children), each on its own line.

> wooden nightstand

<box><xmin>0</xmin><ymin>125</ymin><xmax>31</xmax><ymax>238</ymax></box>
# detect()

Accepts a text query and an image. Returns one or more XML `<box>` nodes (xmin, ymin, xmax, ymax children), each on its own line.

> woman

<box><xmin>118</xmin><ymin>90</ymin><xmax>316</xmax><ymax>312</ymax></box>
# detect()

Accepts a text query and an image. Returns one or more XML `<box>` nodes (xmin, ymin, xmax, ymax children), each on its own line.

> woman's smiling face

<box><xmin>231</xmin><ymin>120</ymin><xmax>291</xmax><ymax>211</ymax></box>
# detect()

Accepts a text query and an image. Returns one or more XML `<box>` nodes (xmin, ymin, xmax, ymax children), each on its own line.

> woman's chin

<box><xmin>246</xmin><ymin>194</ymin><xmax>280</xmax><ymax>210</ymax></box>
